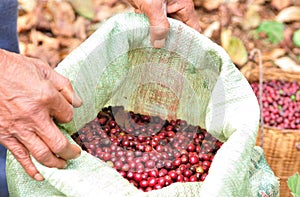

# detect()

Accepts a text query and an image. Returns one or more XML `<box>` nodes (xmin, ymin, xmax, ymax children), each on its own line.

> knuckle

<box><xmin>38</xmin><ymin>83</ymin><xmax>55</xmax><ymax>104</ymax></box>
<box><xmin>30</xmin><ymin>56</ymin><xmax>47</xmax><ymax>65</ymax></box>
<box><xmin>52</xmin><ymin>137</ymin><xmax>69</xmax><ymax>155</ymax></box>
<box><xmin>64</xmin><ymin>107</ymin><xmax>74</xmax><ymax>122</ymax></box>
<box><xmin>11</xmin><ymin>150</ymin><xmax>37</xmax><ymax>176</ymax></box>
<box><xmin>10</xmin><ymin>146</ymin><xmax>30</xmax><ymax>161</ymax></box>
<box><xmin>53</xmin><ymin>104</ymin><xmax>74</xmax><ymax>123</ymax></box>
<box><xmin>62</xmin><ymin>78</ymin><xmax>72</xmax><ymax>89</ymax></box>
<box><xmin>34</xmin><ymin>148</ymin><xmax>52</xmax><ymax>164</ymax></box>
<box><xmin>57</xmin><ymin>74</ymin><xmax>73</xmax><ymax>91</ymax></box>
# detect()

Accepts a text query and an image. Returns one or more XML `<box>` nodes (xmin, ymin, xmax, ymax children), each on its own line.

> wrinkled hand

<box><xmin>127</xmin><ymin>0</ymin><xmax>200</xmax><ymax>48</ymax></box>
<box><xmin>0</xmin><ymin>49</ymin><xmax>82</xmax><ymax>181</ymax></box>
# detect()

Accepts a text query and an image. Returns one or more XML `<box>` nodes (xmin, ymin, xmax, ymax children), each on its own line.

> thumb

<box><xmin>137</xmin><ymin>0</ymin><xmax>170</xmax><ymax>48</ymax></box>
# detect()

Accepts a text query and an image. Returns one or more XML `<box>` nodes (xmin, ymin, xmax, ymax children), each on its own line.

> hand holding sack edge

<box><xmin>127</xmin><ymin>0</ymin><xmax>200</xmax><ymax>48</ymax></box>
<box><xmin>0</xmin><ymin>49</ymin><xmax>82</xmax><ymax>181</ymax></box>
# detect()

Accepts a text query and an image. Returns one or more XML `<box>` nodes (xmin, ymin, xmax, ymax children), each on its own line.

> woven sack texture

<box><xmin>7</xmin><ymin>13</ymin><xmax>279</xmax><ymax>197</ymax></box>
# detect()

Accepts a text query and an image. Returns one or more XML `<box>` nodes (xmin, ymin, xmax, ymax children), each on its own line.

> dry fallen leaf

<box><xmin>94</xmin><ymin>4</ymin><xmax>128</xmax><ymax>22</ymax></box>
<box><xmin>242</xmin><ymin>5</ymin><xmax>261</xmax><ymax>30</ymax></box>
<box><xmin>94</xmin><ymin>5</ymin><xmax>115</xmax><ymax>21</ymax></box>
<box><xmin>193</xmin><ymin>0</ymin><xmax>202</xmax><ymax>7</ymax></box>
<box><xmin>276</xmin><ymin>6</ymin><xmax>300</xmax><ymax>23</ymax></box>
<box><xmin>48</xmin><ymin>1</ymin><xmax>76</xmax><ymax>37</ymax></box>
<box><xmin>271</xmin><ymin>0</ymin><xmax>291</xmax><ymax>11</ymax></box>
<box><xmin>25</xmin><ymin>43</ymin><xmax>61</xmax><ymax>68</ymax></box>
<box><xmin>104</xmin><ymin>0</ymin><xmax>124</xmax><ymax>7</ymax></box>
<box><xmin>221</xmin><ymin>28</ymin><xmax>231</xmax><ymax>50</ymax></box>
<box><xmin>58</xmin><ymin>37</ymin><xmax>82</xmax><ymax>59</ymax></box>
<box><xmin>219</xmin><ymin>4</ymin><xmax>231</xmax><ymax>27</ymax></box>
<box><xmin>73</xmin><ymin>16</ymin><xmax>88</xmax><ymax>40</ymax></box>
<box><xmin>227</xmin><ymin>37</ymin><xmax>248</xmax><ymax>66</ymax></box>
<box><xmin>221</xmin><ymin>29</ymin><xmax>248</xmax><ymax>66</ymax></box>
<box><xmin>34</xmin><ymin>3</ymin><xmax>52</xmax><ymax>31</ymax></box>
<box><xmin>293</xmin><ymin>48</ymin><xmax>300</xmax><ymax>56</ymax></box>
<box><xmin>17</xmin><ymin>13</ymin><xmax>37</xmax><ymax>33</ymax></box>
<box><xmin>93</xmin><ymin>0</ymin><xmax>108</xmax><ymax>5</ymax></box>
<box><xmin>18</xmin><ymin>0</ymin><xmax>37</xmax><ymax>13</ymax></box>
<box><xmin>19</xmin><ymin>41</ymin><xmax>27</xmax><ymax>55</ymax></box>
<box><xmin>275</xmin><ymin>56</ymin><xmax>300</xmax><ymax>72</ymax></box>
<box><xmin>202</xmin><ymin>0</ymin><xmax>223</xmax><ymax>11</ymax></box>
<box><xmin>262</xmin><ymin>48</ymin><xmax>286</xmax><ymax>61</ymax></box>
<box><xmin>252</xmin><ymin>0</ymin><xmax>267</xmax><ymax>5</ymax></box>
<box><xmin>227</xmin><ymin>2</ymin><xmax>244</xmax><ymax>17</ymax></box>
<box><xmin>240</xmin><ymin>61</ymin><xmax>257</xmax><ymax>78</ymax></box>
<box><xmin>30</xmin><ymin>30</ymin><xmax>60</xmax><ymax>50</ymax></box>
<box><xmin>284</xmin><ymin>27</ymin><xmax>295</xmax><ymax>48</ymax></box>
<box><xmin>203</xmin><ymin>21</ymin><xmax>220</xmax><ymax>38</ymax></box>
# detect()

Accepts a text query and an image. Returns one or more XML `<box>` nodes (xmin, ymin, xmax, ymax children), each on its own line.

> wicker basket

<box><xmin>242</xmin><ymin>64</ymin><xmax>300</xmax><ymax>197</ymax></box>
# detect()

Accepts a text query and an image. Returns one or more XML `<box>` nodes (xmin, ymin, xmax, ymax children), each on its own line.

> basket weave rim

<box><xmin>261</xmin><ymin>125</ymin><xmax>300</xmax><ymax>133</ymax></box>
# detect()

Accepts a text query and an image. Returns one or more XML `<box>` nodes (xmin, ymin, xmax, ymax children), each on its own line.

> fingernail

<box><xmin>73</xmin><ymin>93</ymin><xmax>82</xmax><ymax>107</ymax></box>
<box><xmin>153</xmin><ymin>38</ymin><xmax>166</xmax><ymax>48</ymax></box>
<box><xmin>74</xmin><ymin>144</ymin><xmax>81</xmax><ymax>159</ymax></box>
<box><xmin>34</xmin><ymin>173</ymin><xmax>44</xmax><ymax>181</ymax></box>
<box><xmin>63</xmin><ymin>162</ymin><xmax>68</xmax><ymax>169</ymax></box>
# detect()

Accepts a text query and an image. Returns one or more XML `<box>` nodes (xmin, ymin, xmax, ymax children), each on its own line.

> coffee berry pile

<box><xmin>251</xmin><ymin>80</ymin><xmax>300</xmax><ymax>130</ymax></box>
<box><xmin>72</xmin><ymin>106</ymin><xmax>223</xmax><ymax>192</ymax></box>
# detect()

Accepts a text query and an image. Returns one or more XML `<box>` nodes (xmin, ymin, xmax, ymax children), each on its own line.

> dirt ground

<box><xmin>17</xmin><ymin>0</ymin><xmax>300</xmax><ymax>71</ymax></box>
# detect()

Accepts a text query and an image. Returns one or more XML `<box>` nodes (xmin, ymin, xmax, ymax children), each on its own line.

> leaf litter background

<box><xmin>18</xmin><ymin>0</ymin><xmax>300</xmax><ymax>71</ymax></box>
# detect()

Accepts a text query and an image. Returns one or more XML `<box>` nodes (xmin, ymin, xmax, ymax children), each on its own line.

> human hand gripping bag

<box><xmin>6</xmin><ymin>13</ymin><xmax>279</xmax><ymax>197</ymax></box>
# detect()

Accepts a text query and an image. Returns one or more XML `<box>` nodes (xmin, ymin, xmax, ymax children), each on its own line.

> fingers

<box><xmin>127</xmin><ymin>0</ymin><xmax>138</xmax><ymax>9</ymax></box>
<box><xmin>136</xmin><ymin>0</ymin><xmax>170</xmax><ymax>48</ymax></box>
<box><xmin>36</xmin><ymin>81</ymin><xmax>74</xmax><ymax>123</ymax></box>
<box><xmin>149</xmin><ymin>25</ymin><xmax>170</xmax><ymax>48</ymax></box>
<box><xmin>167</xmin><ymin>0</ymin><xmax>201</xmax><ymax>32</ymax></box>
<box><xmin>169</xmin><ymin>13</ymin><xmax>201</xmax><ymax>32</ymax></box>
<box><xmin>46</xmin><ymin>69</ymin><xmax>82</xmax><ymax>108</ymax></box>
<box><xmin>4</xmin><ymin>138</ymin><xmax>44</xmax><ymax>181</ymax></box>
<box><xmin>14</xmin><ymin>111</ymin><xmax>81</xmax><ymax>170</ymax></box>
<box><xmin>30</xmin><ymin>63</ymin><xmax>81</xmax><ymax>160</ymax></box>
<box><xmin>33</xmin><ymin>113</ymin><xmax>81</xmax><ymax>161</ymax></box>
<box><xmin>45</xmin><ymin>82</ymin><xmax>75</xmax><ymax>123</ymax></box>
<box><xmin>186</xmin><ymin>17</ymin><xmax>201</xmax><ymax>32</ymax></box>
<box><xmin>33</xmin><ymin>60</ymin><xmax>82</xmax><ymax>108</ymax></box>
<box><xmin>5</xmin><ymin>83</ymin><xmax>81</xmax><ymax>182</ymax></box>
<box><xmin>14</xmin><ymin>128</ymin><xmax>68</xmax><ymax>169</ymax></box>
<box><xmin>132</xmin><ymin>0</ymin><xmax>201</xmax><ymax>47</ymax></box>
<box><xmin>134</xmin><ymin>8</ymin><xmax>142</xmax><ymax>14</ymax></box>
<box><xmin>0</xmin><ymin>51</ymin><xmax>82</xmax><ymax>183</ymax></box>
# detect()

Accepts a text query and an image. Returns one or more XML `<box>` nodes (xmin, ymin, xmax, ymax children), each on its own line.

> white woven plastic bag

<box><xmin>6</xmin><ymin>13</ymin><xmax>279</xmax><ymax>197</ymax></box>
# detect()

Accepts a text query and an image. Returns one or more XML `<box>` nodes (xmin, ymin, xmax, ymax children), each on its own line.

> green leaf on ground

<box><xmin>293</xmin><ymin>29</ymin><xmax>300</xmax><ymax>47</ymax></box>
<box><xmin>256</xmin><ymin>21</ymin><xmax>284</xmax><ymax>44</ymax></box>
<box><xmin>68</xmin><ymin>0</ymin><xmax>95</xmax><ymax>19</ymax></box>
<box><xmin>288</xmin><ymin>173</ymin><xmax>300</xmax><ymax>197</ymax></box>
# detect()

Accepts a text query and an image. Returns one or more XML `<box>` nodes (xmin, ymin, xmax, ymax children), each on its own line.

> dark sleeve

<box><xmin>0</xmin><ymin>0</ymin><xmax>19</xmax><ymax>53</ymax></box>
<box><xmin>0</xmin><ymin>2</ymin><xmax>19</xmax><ymax>197</ymax></box>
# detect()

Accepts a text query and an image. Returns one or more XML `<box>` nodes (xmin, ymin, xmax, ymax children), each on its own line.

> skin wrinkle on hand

<box><xmin>0</xmin><ymin>48</ymin><xmax>82</xmax><ymax>181</ymax></box>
